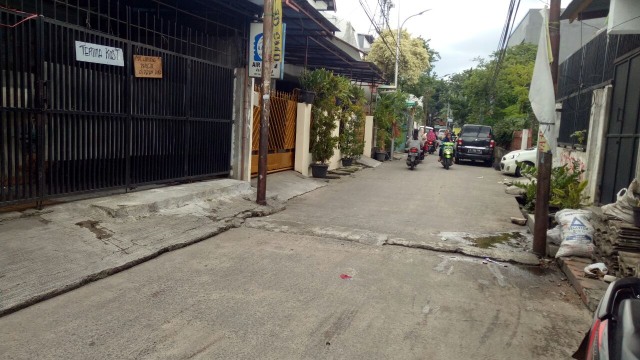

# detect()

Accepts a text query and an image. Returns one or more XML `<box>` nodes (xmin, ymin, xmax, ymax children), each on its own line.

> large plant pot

<box><xmin>341</xmin><ymin>158</ymin><xmax>353</xmax><ymax>167</ymax></box>
<box><xmin>375</xmin><ymin>151</ymin><xmax>387</xmax><ymax>162</ymax></box>
<box><xmin>310</xmin><ymin>163</ymin><xmax>329</xmax><ymax>178</ymax></box>
<box><xmin>298</xmin><ymin>90</ymin><xmax>316</xmax><ymax>104</ymax></box>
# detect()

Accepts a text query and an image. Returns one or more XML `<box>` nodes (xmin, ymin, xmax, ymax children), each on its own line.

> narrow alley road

<box><xmin>267</xmin><ymin>155</ymin><xmax>523</xmax><ymax>242</ymax></box>
<box><xmin>0</xmin><ymin>228</ymin><xmax>589</xmax><ymax>360</ymax></box>
<box><xmin>252</xmin><ymin>154</ymin><xmax>539</xmax><ymax>263</ymax></box>
<box><xmin>0</xmin><ymin>156</ymin><xmax>592</xmax><ymax>359</ymax></box>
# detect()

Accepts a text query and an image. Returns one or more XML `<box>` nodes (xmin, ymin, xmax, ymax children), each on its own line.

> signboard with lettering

<box><xmin>273</xmin><ymin>0</ymin><xmax>283</xmax><ymax>64</ymax></box>
<box><xmin>133</xmin><ymin>55</ymin><xmax>163</xmax><ymax>78</ymax></box>
<box><xmin>75</xmin><ymin>41</ymin><xmax>124</xmax><ymax>66</ymax></box>
<box><xmin>249</xmin><ymin>22</ymin><xmax>286</xmax><ymax>79</ymax></box>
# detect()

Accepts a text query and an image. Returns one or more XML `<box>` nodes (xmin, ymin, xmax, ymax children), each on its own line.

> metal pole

<box><xmin>394</xmin><ymin>9</ymin><xmax>430</xmax><ymax>90</ymax></box>
<box><xmin>533</xmin><ymin>1</ymin><xmax>560</xmax><ymax>255</ymax></box>
<box><xmin>391</xmin><ymin>9</ymin><xmax>430</xmax><ymax>158</ymax></box>
<box><xmin>257</xmin><ymin>0</ymin><xmax>274</xmax><ymax>205</ymax></box>
<box><xmin>391</xmin><ymin>5</ymin><xmax>400</xmax><ymax>159</ymax></box>
<box><xmin>394</xmin><ymin>13</ymin><xmax>400</xmax><ymax>89</ymax></box>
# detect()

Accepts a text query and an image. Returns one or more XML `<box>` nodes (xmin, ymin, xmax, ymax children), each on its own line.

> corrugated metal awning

<box><xmin>282</xmin><ymin>0</ymin><xmax>385</xmax><ymax>84</ymax></box>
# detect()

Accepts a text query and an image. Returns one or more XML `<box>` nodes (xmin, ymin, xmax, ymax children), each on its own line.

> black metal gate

<box><xmin>1</xmin><ymin>7</ymin><xmax>234</xmax><ymax>206</ymax></box>
<box><xmin>600</xmin><ymin>50</ymin><xmax>640</xmax><ymax>204</ymax></box>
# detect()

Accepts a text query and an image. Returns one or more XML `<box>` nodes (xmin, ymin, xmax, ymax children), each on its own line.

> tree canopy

<box><xmin>369</xmin><ymin>34</ymin><xmax>537</xmax><ymax>149</ymax></box>
<box><xmin>367</xmin><ymin>29</ymin><xmax>431</xmax><ymax>87</ymax></box>
<box><xmin>424</xmin><ymin>43</ymin><xmax>538</xmax><ymax>147</ymax></box>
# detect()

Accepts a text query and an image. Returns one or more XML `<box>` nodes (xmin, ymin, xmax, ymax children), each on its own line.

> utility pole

<box><xmin>256</xmin><ymin>0</ymin><xmax>274</xmax><ymax>205</ymax></box>
<box><xmin>391</xmin><ymin>2</ymin><xmax>400</xmax><ymax>159</ymax></box>
<box><xmin>533</xmin><ymin>1</ymin><xmax>560</xmax><ymax>255</ymax></box>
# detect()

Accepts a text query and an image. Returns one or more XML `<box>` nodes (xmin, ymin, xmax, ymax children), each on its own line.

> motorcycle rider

<box><xmin>407</xmin><ymin>129</ymin><xmax>422</xmax><ymax>153</ymax></box>
<box><xmin>426</xmin><ymin>128</ymin><xmax>436</xmax><ymax>153</ymax></box>
<box><xmin>427</xmin><ymin>128</ymin><xmax>436</xmax><ymax>144</ymax></box>
<box><xmin>438</xmin><ymin>130</ymin><xmax>454</xmax><ymax>162</ymax></box>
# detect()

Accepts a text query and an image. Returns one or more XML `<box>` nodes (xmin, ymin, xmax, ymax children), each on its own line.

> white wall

<box><xmin>294</xmin><ymin>105</ymin><xmax>351</xmax><ymax>176</ymax></box>
<box><xmin>586</xmin><ymin>86</ymin><xmax>613</xmax><ymax>203</ymax></box>
<box><xmin>553</xmin><ymin>86</ymin><xmax>612</xmax><ymax>203</ymax></box>
<box><xmin>363</xmin><ymin>115</ymin><xmax>374</xmax><ymax>158</ymax></box>
<box><xmin>327</xmin><ymin>118</ymin><xmax>342</xmax><ymax>170</ymax></box>
<box><xmin>609</xmin><ymin>0</ymin><xmax>640</xmax><ymax>34</ymax></box>
<box><xmin>230</xmin><ymin>68</ymin><xmax>253</xmax><ymax>182</ymax></box>
<box><xmin>294</xmin><ymin>103</ymin><xmax>312</xmax><ymax>177</ymax></box>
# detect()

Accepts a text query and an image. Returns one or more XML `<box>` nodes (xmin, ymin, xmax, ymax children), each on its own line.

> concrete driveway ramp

<box><xmin>90</xmin><ymin>179</ymin><xmax>253</xmax><ymax>218</ymax></box>
<box><xmin>356</xmin><ymin>157</ymin><xmax>381</xmax><ymax>168</ymax></box>
<box><xmin>251</xmin><ymin>171</ymin><xmax>328</xmax><ymax>202</ymax></box>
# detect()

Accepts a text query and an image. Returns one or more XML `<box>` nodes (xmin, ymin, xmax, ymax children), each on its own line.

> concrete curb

<box><xmin>245</xmin><ymin>219</ymin><xmax>541</xmax><ymax>265</ymax></box>
<box><xmin>557</xmin><ymin>257</ymin><xmax>608</xmax><ymax>311</ymax></box>
<box><xmin>0</xmin><ymin>220</ymin><xmax>236</xmax><ymax>318</ymax></box>
<box><xmin>386</xmin><ymin>239</ymin><xmax>541</xmax><ymax>265</ymax></box>
<box><xmin>522</xmin><ymin>205</ymin><xmax>607</xmax><ymax>310</ymax></box>
<box><xmin>244</xmin><ymin>219</ymin><xmax>387</xmax><ymax>246</ymax></box>
<box><xmin>90</xmin><ymin>179</ymin><xmax>252</xmax><ymax>218</ymax></box>
<box><xmin>0</xmin><ymin>199</ymin><xmax>284</xmax><ymax>318</ymax></box>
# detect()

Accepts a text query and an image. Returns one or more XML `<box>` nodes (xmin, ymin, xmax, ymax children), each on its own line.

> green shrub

<box><xmin>514</xmin><ymin>160</ymin><xmax>590</xmax><ymax>212</ymax></box>
<box><xmin>300</xmin><ymin>69</ymin><xmax>349</xmax><ymax>164</ymax></box>
<box><xmin>339</xmin><ymin>84</ymin><xmax>367</xmax><ymax>159</ymax></box>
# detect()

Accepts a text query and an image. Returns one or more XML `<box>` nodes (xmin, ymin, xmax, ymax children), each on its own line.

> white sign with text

<box><xmin>75</xmin><ymin>41</ymin><xmax>124</xmax><ymax>66</ymax></box>
<box><xmin>248</xmin><ymin>23</ymin><xmax>285</xmax><ymax>79</ymax></box>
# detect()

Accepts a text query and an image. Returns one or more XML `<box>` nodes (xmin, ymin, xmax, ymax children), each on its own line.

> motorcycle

<box><xmin>441</xmin><ymin>141</ymin><xmax>455</xmax><ymax>170</ymax></box>
<box><xmin>573</xmin><ymin>277</ymin><xmax>640</xmax><ymax>359</ymax></box>
<box><xmin>406</xmin><ymin>147</ymin><xmax>419</xmax><ymax>170</ymax></box>
<box><xmin>426</xmin><ymin>140</ymin><xmax>436</xmax><ymax>155</ymax></box>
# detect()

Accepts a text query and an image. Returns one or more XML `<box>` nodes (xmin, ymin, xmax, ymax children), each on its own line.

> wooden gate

<box><xmin>251</xmin><ymin>89</ymin><xmax>297</xmax><ymax>175</ymax></box>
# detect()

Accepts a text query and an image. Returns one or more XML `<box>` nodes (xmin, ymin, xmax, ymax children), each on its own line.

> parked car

<box><xmin>455</xmin><ymin>124</ymin><xmax>495</xmax><ymax>166</ymax></box>
<box><xmin>500</xmin><ymin>147</ymin><xmax>537</xmax><ymax>177</ymax></box>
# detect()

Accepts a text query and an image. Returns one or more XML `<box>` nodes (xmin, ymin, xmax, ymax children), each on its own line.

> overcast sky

<box><xmin>334</xmin><ymin>0</ymin><xmax>572</xmax><ymax>76</ymax></box>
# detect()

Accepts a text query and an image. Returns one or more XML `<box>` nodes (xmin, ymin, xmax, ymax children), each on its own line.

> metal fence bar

<box><xmin>558</xmin><ymin>32</ymin><xmax>640</xmax><ymax>147</ymax></box>
<box><xmin>0</xmin><ymin>8</ymin><xmax>40</xmax><ymax>204</ymax></box>
<box><xmin>1</xmin><ymin>3</ymin><xmax>236</xmax><ymax>207</ymax></box>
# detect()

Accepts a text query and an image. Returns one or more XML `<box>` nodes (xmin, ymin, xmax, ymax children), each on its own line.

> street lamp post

<box><xmin>390</xmin><ymin>8</ymin><xmax>429</xmax><ymax>158</ymax></box>
<box><xmin>393</xmin><ymin>9</ymin><xmax>430</xmax><ymax>89</ymax></box>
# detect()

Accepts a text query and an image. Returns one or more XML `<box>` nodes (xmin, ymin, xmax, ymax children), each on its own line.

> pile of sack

<box><xmin>547</xmin><ymin>209</ymin><xmax>595</xmax><ymax>258</ymax></box>
<box><xmin>602</xmin><ymin>179</ymin><xmax>640</xmax><ymax>225</ymax></box>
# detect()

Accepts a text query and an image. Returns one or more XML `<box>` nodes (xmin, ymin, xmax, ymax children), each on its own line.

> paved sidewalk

<box><xmin>0</xmin><ymin>173</ymin><xmax>324</xmax><ymax>316</ymax></box>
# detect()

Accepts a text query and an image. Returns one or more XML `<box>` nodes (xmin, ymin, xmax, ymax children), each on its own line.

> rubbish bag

<box><xmin>584</xmin><ymin>262</ymin><xmax>608</xmax><ymax>277</ymax></box>
<box><xmin>547</xmin><ymin>225</ymin><xmax>562</xmax><ymax>245</ymax></box>
<box><xmin>602</xmin><ymin>179</ymin><xmax>640</xmax><ymax>224</ymax></box>
<box><xmin>555</xmin><ymin>209</ymin><xmax>595</xmax><ymax>258</ymax></box>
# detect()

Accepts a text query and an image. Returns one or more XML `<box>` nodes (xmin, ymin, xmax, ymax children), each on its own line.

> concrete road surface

<box><xmin>0</xmin><ymin>228</ymin><xmax>590</xmax><ymax>360</ymax></box>
<box><xmin>265</xmin><ymin>155</ymin><xmax>524</xmax><ymax>244</ymax></box>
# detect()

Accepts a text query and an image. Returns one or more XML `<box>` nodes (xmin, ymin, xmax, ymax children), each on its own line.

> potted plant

<box><xmin>297</xmin><ymin>88</ymin><xmax>316</xmax><ymax>105</ymax></box>
<box><xmin>570</xmin><ymin>130</ymin><xmax>587</xmax><ymax>151</ymax></box>
<box><xmin>298</xmin><ymin>69</ymin><xmax>324</xmax><ymax>105</ymax></box>
<box><xmin>375</xmin><ymin>130</ymin><xmax>389</xmax><ymax>162</ymax></box>
<box><xmin>373</xmin><ymin>91</ymin><xmax>406</xmax><ymax>162</ymax></box>
<box><xmin>300</xmin><ymin>69</ymin><xmax>343</xmax><ymax>178</ymax></box>
<box><xmin>339</xmin><ymin>84</ymin><xmax>366</xmax><ymax>167</ymax></box>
